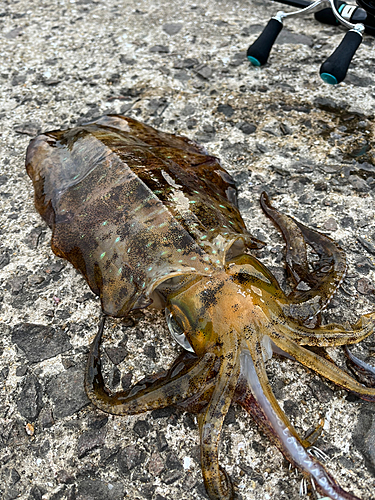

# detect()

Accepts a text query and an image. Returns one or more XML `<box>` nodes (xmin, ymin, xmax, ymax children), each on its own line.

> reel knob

<box><xmin>320</xmin><ymin>28</ymin><xmax>363</xmax><ymax>84</ymax></box>
<box><xmin>247</xmin><ymin>18</ymin><xmax>283</xmax><ymax>66</ymax></box>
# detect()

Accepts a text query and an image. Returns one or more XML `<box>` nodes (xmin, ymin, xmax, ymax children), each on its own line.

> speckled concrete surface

<box><xmin>1</xmin><ymin>1</ymin><xmax>375</xmax><ymax>499</ymax></box>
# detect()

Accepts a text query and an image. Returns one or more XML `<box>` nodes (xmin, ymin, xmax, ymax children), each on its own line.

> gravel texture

<box><xmin>0</xmin><ymin>1</ymin><xmax>375</xmax><ymax>500</ymax></box>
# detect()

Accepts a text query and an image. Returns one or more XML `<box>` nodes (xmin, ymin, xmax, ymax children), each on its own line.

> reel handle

<box><xmin>247</xmin><ymin>18</ymin><xmax>283</xmax><ymax>66</ymax></box>
<box><xmin>320</xmin><ymin>29</ymin><xmax>362</xmax><ymax>84</ymax></box>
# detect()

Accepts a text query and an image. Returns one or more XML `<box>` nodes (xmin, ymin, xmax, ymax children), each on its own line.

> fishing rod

<box><xmin>247</xmin><ymin>1</ymin><xmax>375</xmax><ymax>84</ymax></box>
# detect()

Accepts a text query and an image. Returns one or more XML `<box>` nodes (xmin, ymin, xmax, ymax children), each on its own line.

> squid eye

<box><xmin>165</xmin><ymin>308</ymin><xmax>194</xmax><ymax>353</ymax></box>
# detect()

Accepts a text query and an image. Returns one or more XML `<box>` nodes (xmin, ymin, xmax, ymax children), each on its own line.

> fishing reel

<box><xmin>247</xmin><ymin>0</ymin><xmax>373</xmax><ymax>84</ymax></box>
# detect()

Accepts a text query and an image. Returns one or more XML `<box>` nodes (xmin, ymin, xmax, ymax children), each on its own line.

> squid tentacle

<box><xmin>260</xmin><ymin>191</ymin><xmax>311</xmax><ymax>285</ymax></box>
<box><xmin>240</xmin><ymin>346</ymin><xmax>361</xmax><ymax>500</ymax></box>
<box><xmin>85</xmin><ymin>316</ymin><xmax>216</xmax><ymax>414</ymax></box>
<box><xmin>260</xmin><ymin>192</ymin><xmax>347</xmax><ymax>322</ymax></box>
<box><xmin>270</xmin><ymin>333</ymin><xmax>375</xmax><ymax>402</ymax></box>
<box><xmin>199</xmin><ymin>345</ymin><xmax>240</xmax><ymax>500</ymax></box>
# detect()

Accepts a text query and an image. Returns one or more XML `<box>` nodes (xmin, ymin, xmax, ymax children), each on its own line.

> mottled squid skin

<box><xmin>26</xmin><ymin>115</ymin><xmax>375</xmax><ymax>500</ymax></box>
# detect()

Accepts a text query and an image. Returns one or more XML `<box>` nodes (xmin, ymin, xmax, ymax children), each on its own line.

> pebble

<box><xmin>149</xmin><ymin>45</ymin><xmax>170</xmax><ymax>53</ymax></box>
<box><xmin>12</xmin><ymin>323</ymin><xmax>72</xmax><ymax>363</ymax></box>
<box><xmin>17</xmin><ymin>373</ymin><xmax>43</xmax><ymax>421</ymax></box>
<box><xmin>356</xmin><ymin>277</ymin><xmax>375</xmax><ymax>295</ymax></box>
<box><xmin>25</xmin><ymin>423</ymin><xmax>34</xmax><ymax>436</ymax></box>
<box><xmin>148</xmin><ymin>451</ymin><xmax>165</xmax><ymax>476</ymax></box>
<box><xmin>357</xmin><ymin>236</ymin><xmax>375</xmax><ymax>255</ymax></box>
<box><xmin>46</xmin><ymin>367</ymin><xmax>89</xmax><ymax>419</ymax></box>
<box><xmin>77</xmin><ymin>428</ymin><xmax>107</xmax><ymax>458</ymax></box>
<box><xmin>133</xmin><ymin>419</ymin><xmax>150</xmax><ymax>438</ymax></box>
<box><xmin>217</xmin><ymin>103</ymin><xmax>234</xmax><ymax>117</ymax></box>
<box><xmin>162</xmin><ymin>23</ymin><xmax>183</xmax><ymax>35</ymax></box>
<box><xmin>195</xmin><ymin>64</ymin><xmax>212</xmax><ymax>79</ymax></box>
<box><xmin>323</xmin><ymin>217</ymin><xmax>338</xmax><ymax>231</ymax></box>
<box><xmin>76</xmin><ymin>479</ymin><xmax>124</xmax><ymax>500</ymax></box>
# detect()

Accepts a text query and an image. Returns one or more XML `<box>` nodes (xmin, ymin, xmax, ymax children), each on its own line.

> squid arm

<box><xmin>270</xmin><ymin>333</ymin><xmax>375</xmax><ymax>402</ymax></box>
<box><xmin>198</xmin><ymin>344</ymin><xmax>241</xmax><ymax>500</ymax></box>
<box><xmin>85</xmin><ymin>316</ymin><xmax>216</xmax><ymax>414</ymax></box>
<box><xmin>272</xmin><ymin>311</ymin><xmax>375</xmax><ymax>347</ymax></box>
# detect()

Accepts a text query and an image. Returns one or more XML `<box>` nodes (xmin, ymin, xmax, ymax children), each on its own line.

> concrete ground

<box><xmin>0</xmin><ymin>0</ymin><xmax>375</xmax><ymax>499</ymax></box>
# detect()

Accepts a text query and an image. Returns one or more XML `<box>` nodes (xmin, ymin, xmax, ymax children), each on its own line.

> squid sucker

<box><xmin>25</xmin><ymin>115</ymin><xmax>375</xmax><ymax>500</ymax></box>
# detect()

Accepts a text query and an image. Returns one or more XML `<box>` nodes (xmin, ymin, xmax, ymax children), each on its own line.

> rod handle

<box><xmin>320</xmin><ymin>29</ymin><xmax>362</xmax><ymax>84</ymax></box>
<box><xmin>247</xmin><ymin>18</ymin><xmax>283</xmax><ymax>66</ymax></box>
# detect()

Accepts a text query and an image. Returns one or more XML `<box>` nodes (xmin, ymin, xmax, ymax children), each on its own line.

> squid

<box><xmin>26</xmin><ymin>115</ymin><xmax>375</xmax><ymax>500</ymax></box>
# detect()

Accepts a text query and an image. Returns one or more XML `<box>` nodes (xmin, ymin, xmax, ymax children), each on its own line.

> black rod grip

<box><xmin>247</xmin><ymin>18</ymin><xmax>283</xmax><ymax>66</ymax></box>
<box><xmin>320</xmin><ymin>30</ymin><xmax>362</xmax><ymax>84</ymax></box>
